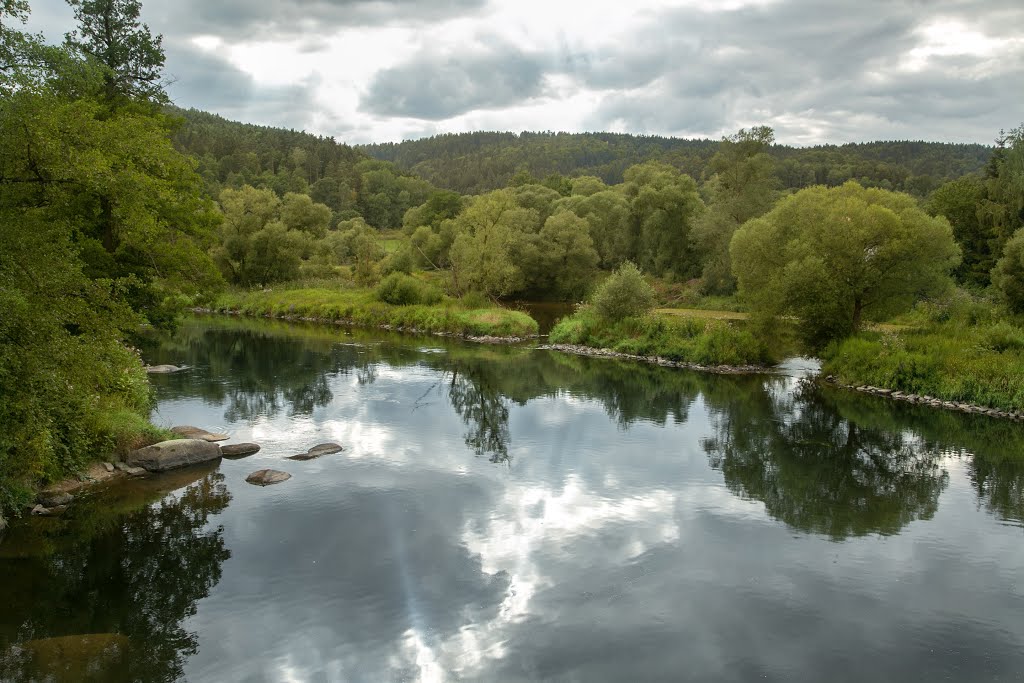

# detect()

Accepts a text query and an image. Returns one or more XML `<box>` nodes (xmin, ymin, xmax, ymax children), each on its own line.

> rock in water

<box><xmin>37</xmin><ymin>491</ymin><xmax>73</xmax><ymax>507</ymax></box>
<box><xmin>145</xmin><ymin>364</ymin><xmax>190</xmax><ymax>373</ymax></box>
<box><xmin>246</xmin><ymin>469</ymin><xmax>291</xmax><ymax>486</ymax></box>
<box><xmin>127</xmin><ymin>439</ymin><xmax>222</xmax><ymax>472</ymax></box>
<box><xmin>221</xmin><ymin>443</ymin><xmax>261</xmax><ymax>458</ymax></box>
<box><xmin>170</xmin><ymin>425</ymin><xmax>229</xmax><ymax>442</ymax></box>
<box><xmin>287</xmin><ymin>442</ymin><xmax>344</xmax><ymax>460</ymax></box>
<box><xmin>307</xmin><ymin>442</ymin><xmax>344</xmax><ymax>456</ymax></box>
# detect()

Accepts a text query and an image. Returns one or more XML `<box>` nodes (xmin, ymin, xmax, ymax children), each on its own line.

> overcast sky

<box><xmin>25</xmin><ymin>0</ymin><xmax>1024</xmax><ymax>146</ymax></box>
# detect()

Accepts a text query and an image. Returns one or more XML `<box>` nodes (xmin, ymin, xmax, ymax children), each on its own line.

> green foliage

<box><xmin>623</xmin><ymin>161</ymin><xmax>705</xmax><ymax>279</ymax></box>
<box><xmin>992</xmin><ymin>229</ymin><xmax>1024</xmax><ymax>313</ymax></box>
<box><xmin>731</xmin><ymin>181</ymin><xmax>961</xmax><ymax>347</ymax></box>
<box><xmin>214</xmin><ymin>288</ymin><xmax>538</xmax><ymax>338</ymax></box>
<box><xmin>375</xmin><ymin>273</ymin><xmax>442</xmax><ymax>306</ymax></box>
<box><xmin>822</xmin><ymin>308</ymin><xmax>1024</xmax><ymax>411</ymax></box>
<box><xmin>64</xmin><ymin>0</ymin><xmax>167</xmax><ymax>104</ymax></box>
<box><xmin>590</xmin><ymin>262</ymin><xmax>656</xmax><ymax>322</ymax></box>
<box><xmin>556</xmin><ymin>190</ymin><xmax>631</xmax><ymax>268</ymax></box>
<box><xmin>692</xmin><ymin>127</ymin><xmax>781</xmax><ymax>295</ymax></box>
<box><xmin>549</xmin><ymin>309</ymin><xmax>771</xmax><ymax>366</ymax></box>
<box><xmin>361</xmin><ymin>130</ymin><xmax>989</xmax><ymax>198</ymax></box>
<box><xmin>0</xmin><ymin>2</ymin><xmax>208</xmax><ymax>511</ymax></box>
<box><xmin>927</xmin><ymin>175</ymin><xmax>991</xmax><ymax>286</ymax></box>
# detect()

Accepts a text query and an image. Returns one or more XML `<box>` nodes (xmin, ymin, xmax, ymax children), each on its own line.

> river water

<box><xmin>2</xmin><ymin>316</ymin><xmax>1023</xmax><ymax>682</ymax></box>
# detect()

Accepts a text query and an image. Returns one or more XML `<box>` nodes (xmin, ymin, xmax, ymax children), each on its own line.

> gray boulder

<box><xmin>128</xmin><ymin>439</ymin><xmax>222</xmax><ymax>473</ymax></box>
<box><xmin>221</xmin><ymin>443</ymin><xmax>261</xmax><ymax>458</ymax></box>
<box><xmin>246</xmin><ymin>469</ymin><xmax>291</xmax><ymax>486</ymax></box>
<box><xmin>114</xmin><ymin>462</ymin><xmax>148</xmax><ymax>476</ymax></box>
<box><xmin>37</xmin><ymin>491</ymin><xmax>73</xmax><ymax>507</ymax></box>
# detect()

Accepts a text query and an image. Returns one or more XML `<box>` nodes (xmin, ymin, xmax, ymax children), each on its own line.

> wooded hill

<box><xmin>360</xmin><ymin>131</ymin><xmax>992</xmax><ymax>196</ymax></box>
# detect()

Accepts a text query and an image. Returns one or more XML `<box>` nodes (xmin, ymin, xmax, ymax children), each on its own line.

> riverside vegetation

<box><xmin>2</xmin><ymin>0</ymin><xmax>1024</xmax><ymax>518</ymax></box>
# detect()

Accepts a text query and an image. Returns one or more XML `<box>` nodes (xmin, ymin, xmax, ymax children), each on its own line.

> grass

<box><xmin>548</xmin><ymin>307</ymin><xmax>776</xmax><ymax>367</ymax></box>
<box><xmin>822</xmin><ymin>297</ymin><xmax>1024</xmax><ymax>411</ymax></box>
<box><xmin>212</xmin><ymin>286</ymin><xmax>539</xmax><ymax>338</ymax></box>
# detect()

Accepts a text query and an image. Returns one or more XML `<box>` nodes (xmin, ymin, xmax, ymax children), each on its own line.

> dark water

<box><xmin>2</xmin><ymin>317</ymin><xmax>1024</xmax><ymax>683</ymax></box>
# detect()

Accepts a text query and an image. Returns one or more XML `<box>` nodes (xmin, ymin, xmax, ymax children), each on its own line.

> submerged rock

<box><xmin>170</xmin><ymin>425</ymin><xmax>229</xmax><ymax>442</ymax></box>
<box><xmin>145</xmin><ymin>364</ymin><xmax>190</xmax><ymax>373</ymax></box>
<box><xmin>287</xmin><ymin>442</ymin><xmax>343</xmax><ymax>460</ymax></box>
<box><xmin>127</xmin><ymin>439</ymin><xmax>222</xmax><ymax>473</ymax></box>
<box><xmin>6</xmin><ymin>633</ymin><xmax>130</xmax><ymax>680</ymax></box>
<box><xmin>246</xmin><ymin>469</ymin><xmax>291</xmax><ymax>486</ymax></box>
<box><xmin>221</xmin><ymin>443</ymin><xmax>261</xmax><ymax>458</ymax></box>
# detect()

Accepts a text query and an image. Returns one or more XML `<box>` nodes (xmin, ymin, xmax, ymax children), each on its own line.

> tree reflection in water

<box><xmin>0</xmin><ymin>470</ymin><xmax>231</xmax><ymax>682</ymax></box>
<box><xmin>702</xmin><ymin>379</ymin><xmax>950</xmax><ymax>540</ymax></box>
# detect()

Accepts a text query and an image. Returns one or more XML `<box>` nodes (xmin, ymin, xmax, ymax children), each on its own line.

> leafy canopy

<box><xmin>731</xmin><ymin>181</ymin><xmax>961</xmax><ymax>345</ymax></box>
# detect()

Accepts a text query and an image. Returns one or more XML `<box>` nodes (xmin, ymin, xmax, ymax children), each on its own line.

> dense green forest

<box><xmin>3</xmin><ymin>0</ymin><xmax>1024</xmax><ymax>520</ymax></box>
<box><xmin>360</xmin><ymin>131</ymin><xmax>992</xmax><ymax>197</ymax></box>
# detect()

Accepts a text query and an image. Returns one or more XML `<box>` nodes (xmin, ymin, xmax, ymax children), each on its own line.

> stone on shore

<box><xmin>37</xmin><ymin>491</ymin><xmax>73</xmax><ymax>507</ymax></box>
<box><xmin>114</xmin><ymin>462</ymin><xmax>148</xmax><ymax>476</ymax></box>
<box><xmin>127</xmin><ymin>439</ymin><xmax>222</xmax><ymax>473</ymax></box>
<box><xmin>246</xmin><ymin>469</ymin><xmax>291</xmax><ymax>486</ymax></box>
<box><xmin>221</xmin><ymin>443</ymin><xmax>261</xmax><ymax>458</ymax></box>
<box><xmin>170</xmin><ymin>425</ymin><xmax>229</xmax><ymax>442</ymax></box>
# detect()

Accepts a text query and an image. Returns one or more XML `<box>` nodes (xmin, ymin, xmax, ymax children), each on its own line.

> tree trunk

<box><xmin>852</xmin><ymin>297</ymin><xmax>864</xmax><ymax>332</ymax></box>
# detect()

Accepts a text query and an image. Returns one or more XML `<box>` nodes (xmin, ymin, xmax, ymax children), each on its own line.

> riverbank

<box><xmin>820</xmin><ymin>310</ymin><xmax>1024</xmax><ymax>414</ymax></box>
<box><xmin>821</xmin><ymin>375</ymin><xmax>1024</xmax><ymax>421</ymax></box>
<box><xmin>548</xmin><ymin>309</ymin><xmax>777</xmax><ymax>368</ymax></box>
<box><xmin>538</xmin><ymin>343</ymin><xmax>771</xmax><ymax>374</ymax></box>
<box><xmin>208</xmin><ymin>288</ymin><xmax>539</xmax><ymax>341</ymax></box>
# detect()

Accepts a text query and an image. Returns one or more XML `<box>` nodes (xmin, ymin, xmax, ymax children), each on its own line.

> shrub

<box><xmin>375</xmin><ymin>273</ymin><xmax>441</xmax><ymax>306</ymax></box>
<box><xmin>591</xmin><ymin>261</ymin><xmax>656</xmax><ymax>322</ymax></box>
<box><xmin>992</xmin><ymin>228</ymin><xmax>1024</xmax><ymax>314</ymax></box>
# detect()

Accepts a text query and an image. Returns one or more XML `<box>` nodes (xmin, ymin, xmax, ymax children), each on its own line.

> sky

<box><xmin>24</xmin><ymin>0</ymin><xmax>1024</xmax><ymax>146</ymax></box>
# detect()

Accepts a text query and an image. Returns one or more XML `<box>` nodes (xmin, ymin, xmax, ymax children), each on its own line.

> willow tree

<box><xmin>731</xmin><ymin>181</ymin><xmax>960</xmax><ymax>345</ymax></box>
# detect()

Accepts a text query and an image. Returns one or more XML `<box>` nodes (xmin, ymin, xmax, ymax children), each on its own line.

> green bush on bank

<box><xmin>549</xmin><ymin>308</ymin><xmax>772</xmax><ymax>366</ymax></box>
<box><xmin>375</xmin><ymin>273</ymin><xmax>443</xmax><ymax>306</ymax></box>
<box><xmin>213</xmin><ymin>287</ymin><xmax>539</xmax><ymax>338</ymax></box>
<box><xmin>822</xmin><ymin>312</ymin><xmax>1024</xmax><ymax>411</ymax></box>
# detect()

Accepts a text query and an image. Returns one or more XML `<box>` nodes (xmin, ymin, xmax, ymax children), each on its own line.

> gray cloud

<box><xmin>150</xmin><ymin>0</ymin><xmax>488</xmax><ymax>39</ymax></box>
<box><xmin>24</xmin><ymin>0</ymin><xmax>1024</xmax><ymax>144</ymax></box>
<box><xmin>164</xmin><ymin>41</ymin><xmax>322</xmax><ymax>130</ymax></box>
<box><xmin>362</xmin><ymin>43</ymin><xmax>549</xmax><ymax>120</ymax></box>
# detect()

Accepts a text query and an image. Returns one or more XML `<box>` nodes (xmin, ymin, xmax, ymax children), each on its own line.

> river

<box><xmin>2</xmin><ymin>316</ymin><xmax>1023</xmax><ymax>682</ymax></box>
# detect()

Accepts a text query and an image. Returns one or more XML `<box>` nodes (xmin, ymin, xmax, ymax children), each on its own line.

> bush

<box><xmin>993</xmin><ymin>228</ymin><xmax>1024</xmax><ymax>313</ymax></box>
<box><xmin>591</xmin><ymin>261</ymin><xmax>656</xmax><ymax>322</ymax></box>
<box><xmin>375</xmin><ymin>273</ymin><xmax>442</xmax><ymax>306</ymax></box>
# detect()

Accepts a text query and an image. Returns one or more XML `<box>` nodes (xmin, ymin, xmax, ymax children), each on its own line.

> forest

<box><xmin>2</xmin><ymin>0</ymin><xmax>1024</xmax><ymax>518</ymax></box>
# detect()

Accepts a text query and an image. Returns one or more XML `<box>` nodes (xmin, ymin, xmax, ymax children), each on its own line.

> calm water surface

<box><xmin>2</xmin><ymin>316</ymin><xmax>1023</xmax><ymax>682</ymax></box>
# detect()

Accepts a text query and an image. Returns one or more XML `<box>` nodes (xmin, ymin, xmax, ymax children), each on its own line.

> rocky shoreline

<box><xmin>192</xmin><ymin>308</ymin><xmax>535</xmax><ymax>344</ymax></box>
<box><xmin>537</xmin><ymin>343</ymin><xmax>772</xmax><ymax>374</ymax></box>
<box><xmin>821</xmin><ymin>375</ymin><xmax>1024</xmax><ymax>422</ymax></box>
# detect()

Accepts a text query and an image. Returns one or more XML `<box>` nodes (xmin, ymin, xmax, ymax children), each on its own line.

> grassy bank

<box><xmin>1</xmin><ymin>359</ymin><xmax>173</xmax><ymax>517</ymax></box>
<box><xmin>211</xmin><ymin>286</ymin><xmax>539</xmax><ymax>339</ymax></box>
<box><xmin>822</xmin><ymin>303</ymin><xmax>1024</xmax><ymax>411</ymax></box>
<box><xmin>548</xmin><ymin>308</ymin><xmax>776</xmax><ymax>367</ymax></box>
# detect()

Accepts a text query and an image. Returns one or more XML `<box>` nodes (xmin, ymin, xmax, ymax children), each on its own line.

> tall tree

<box><xmin>64</xmin><ymin>0</ymin><xmax>166</xmax><ymax>104</ymax></box>
<box><xmin>692</xmin><ymin>126</ymin><xmax>780</xmax><ymax>294</ymax></box>
<box><xmin>731</xmin><ymin>182</ymin><xmax>961</xmax><ymax>346</ymax></box>
<box><xmin>622</xmin><ymin>161</ymin><xmax>705</xmax><ymax>280</ymax></box>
